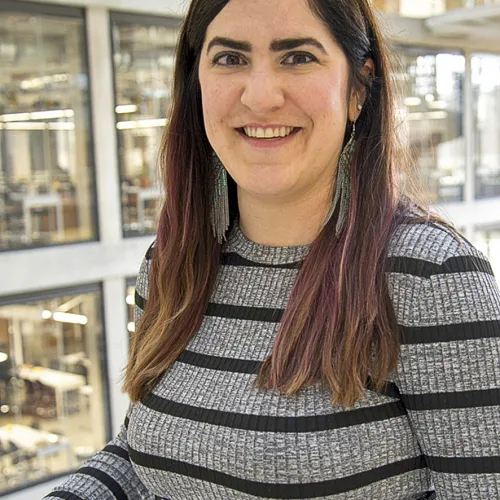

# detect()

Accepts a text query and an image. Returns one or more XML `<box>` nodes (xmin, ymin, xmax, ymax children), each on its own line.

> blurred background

<box><xmin>0</xmin><ymin>0</ymin><xmax>499</xmax><ymax>497</ymax></box>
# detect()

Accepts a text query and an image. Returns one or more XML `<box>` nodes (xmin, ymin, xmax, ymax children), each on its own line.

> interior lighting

<box><xmin>127</xmin><ymin>322</ymin><xmax>136</xmax><ymax>333</ymax></box>
<box><xmin>48</xmin><ymin>122</ymin><xmax>75</xmax><ymax>131</ymax></box>
<box><xmin>42</xmin><ymin>310</ymin><xmax>53</xmax><ymax>319</ymax></box>
<box><xmin>115</xmin><ymin>104</ymin><xmax>138</xmax><ymax>114</ymax></box>
<box><xmin>427</xmin><ymin>100</ymin><xmax>447</xmax><ymax>110</ymax></box>
<box><xmin>116</xmin><ymin>118</ymin><xmax>167</xmax><ymax>130</ymax></box>
<box><xmin>0</xmin><ymin>109</ymin><xmax>74</xmax><ymax>122</ymax></box>
<box><xmin>425</xmin><ymin>94</ymin><xmax>435</xmax><ymax>102</ymax></box>
<box><xmin>404</xmin><ymin>97</ymin><xmax>422</xmax><ymax>106</ymax></box>
<box><xmin>30</xmin><ymin>110</ymin><xmax>72</xmax><ymax>120</ymax></box>
<box><xmin>0</xmin><ymin>352</ymin><xmax>8</xmax><ymax>363</ymax></box>
<box><xmin>126</xmin><ymin>295</ymin><xmax>135</xmax><ymax>305</ymax></box>
<box><xmin>0</xmin><ymin>405</ymin><xmax>9</xmax><ymax>414</ymax></box>
<box><xmin>1</xmin><ymin>112</ymin><xmax>30</xmax><ymax>122</ymax></box>
<box><xmin>4</xmin><ymin>122</ymin><xmax>46</xmax><ymax>130</ymax></box>
<box><xmin>52</xmin><ymin>312</ymin><xmax>88</xmax><ymax>325</ymax></box>
<box><xmin>426</xmin><ymin>111</ymin><xmax>447</xmax><ymax>120</ymax></box>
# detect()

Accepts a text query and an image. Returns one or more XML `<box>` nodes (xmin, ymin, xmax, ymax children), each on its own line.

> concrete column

<box><xmin>86</xmin><ymin>6</ymin><xmax>122</xmax><ymax>244</ymax></box>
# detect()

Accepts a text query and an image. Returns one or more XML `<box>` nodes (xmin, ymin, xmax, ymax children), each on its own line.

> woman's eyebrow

<box><xmin>206</xmin><ymin>37</ymin><xmax>327</xmax><ymax>55</ymax></box>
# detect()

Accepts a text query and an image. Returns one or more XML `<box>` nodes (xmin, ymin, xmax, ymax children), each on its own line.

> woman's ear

<box><xmin>348</xmin><ymin>59</ymin><xmax>375</xmax><ymax>122</ymax></box>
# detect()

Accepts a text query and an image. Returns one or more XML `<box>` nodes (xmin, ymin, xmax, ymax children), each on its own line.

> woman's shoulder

<box><xmin>387</xmin><ymin>214</ymin><xmax>487</xmax><ymax>273</ymax></box>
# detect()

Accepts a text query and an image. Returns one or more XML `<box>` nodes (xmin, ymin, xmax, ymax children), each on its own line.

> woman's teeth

<box><xmin>243</xmin><ymin>126</ymin><xmax>295</xmax><ymax>139</ymax></box>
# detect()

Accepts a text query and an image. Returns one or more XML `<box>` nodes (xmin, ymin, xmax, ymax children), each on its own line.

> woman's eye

<box><xmin>283</xmin><ymin>52</ymin><xmax>317</xmax><ymax>65</ymax></box>
<box><xmin>213</xmin><ymin>53</ymin><xmax>244</xmax><ymax>67</ymax></box>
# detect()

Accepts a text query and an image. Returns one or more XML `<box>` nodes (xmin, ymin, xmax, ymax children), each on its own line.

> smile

<box><xmin>238</xmin><ymin>126</ymin><xmax>301</xmax><ymax>140</ymax></box>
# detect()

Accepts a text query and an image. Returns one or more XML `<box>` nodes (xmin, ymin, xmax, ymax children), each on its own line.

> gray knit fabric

<box><xmin>44</xmin><ymin>219</ymin><xmax>500</xmax><ymax>499</ymax></box>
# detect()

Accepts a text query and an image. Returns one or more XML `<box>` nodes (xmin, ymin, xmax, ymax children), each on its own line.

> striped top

<box><xmin>45</xmin><ymin>218</ymin><xmax>500</xmax><ymax>499</ymax></box>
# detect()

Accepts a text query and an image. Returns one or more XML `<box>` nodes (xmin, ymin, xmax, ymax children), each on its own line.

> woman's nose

<box><xmin>240</xmin><ymin>68</ymin><xmax>286</xmax><ymax>113</ymax></box>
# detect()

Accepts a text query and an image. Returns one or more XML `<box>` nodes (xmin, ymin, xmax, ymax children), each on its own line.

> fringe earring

<box><xmin>210</xmin><ymin>153</ymin><xmax>230</xmax><ymax>244</ymax></box>
<box><xmin>324</xmin><ymin>121</ymin><xmax>357</xmax><ymax>235</ymax></box>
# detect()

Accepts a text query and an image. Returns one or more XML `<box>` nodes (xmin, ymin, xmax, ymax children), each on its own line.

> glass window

<box><xmin>474</xmin><ymin>227</ymin><xmax>500</xmax><ymax>280</ymax></box>
<box><xmin>0</xmin><ymin>4</ymin><xmax>97</xmax><ymax>250</ymax></box>
<box><xmin>472</xmin><ymin>53</ymin><xmax>500</xmax><ymax>199</ymax></box>
<box><xmin>372</xmin><ymin>0</ymin><xmax>492</xmax><ymax>17</ymax></box>
<box><xmin>111</xmin><ymin>13</ymin><xmax>181</xmax><ymax>237</ymax></box>
<box><xmin>0</xmin><ymin>288</ymin><xmax>108</xmax><ymax>494</ymax></box>
<box><xmin>372</xmin><ymin>0</ymin><xmax>446</xmax><ymax>17</ymax></box>
<box><xmin>394</xmin><ymin>47</ymin><xmax>465</xmax><ymax>203</ymax></box>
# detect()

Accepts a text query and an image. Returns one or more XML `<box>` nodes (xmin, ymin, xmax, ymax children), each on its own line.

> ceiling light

<box><xmin>4</xmin><ymin>122</ymin><xmax>46</xmax><ymax>130</ymax></box>
<box><xmin>427</xmin><ymin>100</ymin><xmax>447</xmax><ymax>109</ymax></box>
<box><xmin>404</xmin><ymin>97</ymin><xmax>422</xmax><ymax>106</ymax></box>
<box><xmin>115</xmin><ymin>104</ymin><xmax>138</xmax><ymax>114</ymax></box>
<box><xmin>116</xmin><ymin>118</ymin><xmax>167</xmax><ymax>130</ymax></box>
<box><xmin>52</xmin><ymin>312</ymin><xmax>88</xmax><ymax>325</ymax></box>
<box><xmin>0</xmin><ymin>109</ymin><xmax>75</xmax><ymax>122</ymax></box>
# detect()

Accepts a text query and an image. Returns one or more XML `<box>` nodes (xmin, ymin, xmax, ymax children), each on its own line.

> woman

<box><xmin>44</xmin><ymin>0</ymin><xmax>500</xmax><ymax>498</ymax></box>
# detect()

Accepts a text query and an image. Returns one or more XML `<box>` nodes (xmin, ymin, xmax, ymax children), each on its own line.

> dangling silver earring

<box><xmin>324</xmin><ymin>119</ymin><xmax>358</xmax><ymax>235</ymax></box>
<box><xmin>210</xmin><ymin>152</ymin><xmax>230</xmax><ymax>244</ymax></box>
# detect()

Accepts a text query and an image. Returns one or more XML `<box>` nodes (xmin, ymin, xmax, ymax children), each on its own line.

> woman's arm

<box><xmin>389</xmin><ymin>224</ymin><xmax>500</xmax><ymax>497</ymax></box>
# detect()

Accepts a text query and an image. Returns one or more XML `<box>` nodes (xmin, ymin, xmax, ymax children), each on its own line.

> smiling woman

<box><xmin>44</xmin><ymin>0</ymin><xmax>500</xmax><ymax>499</ymax></box>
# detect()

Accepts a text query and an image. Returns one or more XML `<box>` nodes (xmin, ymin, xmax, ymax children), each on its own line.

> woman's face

<box><xmin>198</xmin><ymin>0</ymin><xmax>360</xmax><ymax>205</ymax></box>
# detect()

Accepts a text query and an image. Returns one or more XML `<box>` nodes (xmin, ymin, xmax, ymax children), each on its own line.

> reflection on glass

<box><xmin>112</xmin><ymin>16</ymin><xmax>180</xmax><ymax>236</ymax></box>
<box><xmin>0</xmin><ymin>291</ymin><xmax>107</xmax><ymax>494</ymax></box>
<box><xmin>126</xmin><ymin>284</ymin><xmax>135</xmax><ymax>335</ymax></box>
<box><xmin>0</xmin><ymin>9</ymin><xmax>96</xmax><ymax>250</ymax></box>
<box><xmin>472</xmin><ymin>54</ymin><xmax>500</xmax><ymax>199</ymax></box>
<box><xmin>395</xmin><ymin>47</ymin><xmax>465</xmax><ymax>203</ymax></box>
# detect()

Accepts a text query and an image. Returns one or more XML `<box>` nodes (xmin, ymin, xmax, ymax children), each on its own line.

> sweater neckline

<box><xmin>224</xmin><ymin>218</ymin><xmax>311</xmax><ymax>266</ymax></box>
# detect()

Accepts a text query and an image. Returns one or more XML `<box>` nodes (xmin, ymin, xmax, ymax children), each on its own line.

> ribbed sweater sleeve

<box><xmin>42</xmin><ymin>243</ymin><xmax>155</xmax><ymax>500</ymax></box>
<box><xmin>388</xmin><ymin>223</ymin><xmax>500</xmax><ymax>498</ymax></box>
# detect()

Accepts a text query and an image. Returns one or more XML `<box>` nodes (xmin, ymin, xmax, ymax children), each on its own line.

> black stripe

<box><xmin>386</xmin><ymin>255</ymin><xmax>494</xmax><ymax>278</ymax></box>
<box><xmin>444</xmin><ymin>256</ymin><xmax>494</xmax><ymax>276</ymax></box>
<box><xmin>104</xmin><ymin>444</ymin><xmax>130</xmax><ymax>461</ymax></box>
<box><xmin>129</xmin><ymin>448</ymin><xmax>425</xmax><ymax>498</ymax></box>
<box><xmin>44</xmin><ymin>492</ymin><xmax>85</xmax><ymax>500</ymax></box>
<box><xmin>135</xmin><ymin>290</ymin><xmax>146</xmax><ymax>311</ymax></box>
<box><xmin>402</xmin><ymin>387</ymin><xmax>500</xmax><ymax>411</ymax></box>
<box><xmin>401</xmin><ymin>320</ymin><xmax>500</xmax><ymax>344</ymax></box>
<box><xmin>386</xmin><ymin>257</ymin><xmax>443</xmax><ymax>278</ymax></box>
<box><xmin>177</xmin><ymin>350</ymin><xmax>261</xmax><ymax>374</ymax></box>
<box><xmin>125</xmin><ymin>416</ymin><xmax>130</xmax><ymax>429</ymax></box>
<box><xmin>222</xmin><ymin>252</ymin><xmax>302</xmax><ymax>269</ymax></box>
<box><xmin>177</xmin><ymin>351</ymin><xmax>402</xmax><ymax>400</ymax></box>
<box><xmin>145</xmin><ymin>241</ymin><xmax>155</xmax><ymax>260</ymax></box>
<box><xmin>78</xmin><ymin>467</ymin><xmax>128</xmax><ymax>500</ymax></box>
<box><xmin>206</xmin><ymin>302</ymin><xmax>283</xmax><ymax>322</ymax></box>
<box><xmin>141</xmin><ymin>393</ymin><xmax>406</xmax><ymax>432</ymax></box>
<box><xmin>177</xmin><ymin>350</ymin><xmax>399</xmax><ymax>399</ymax></box>
<box><xmin>425</xmin><ymin>455</ymin><xmax>500</xmax><ymax>474</ymax></box>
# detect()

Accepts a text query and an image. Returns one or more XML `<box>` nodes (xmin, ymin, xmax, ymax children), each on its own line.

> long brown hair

<box><xmin>124</xmin><ymin>0</ymin><xmax>450</xmax><ymax>407</ymax></box>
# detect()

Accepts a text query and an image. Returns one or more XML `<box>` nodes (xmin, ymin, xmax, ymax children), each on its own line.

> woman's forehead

<box><xmin>204</xmin><ymin>0</ymin><xmax>334</xmax><ymax>50</ymax></box>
